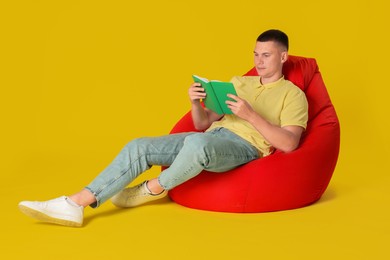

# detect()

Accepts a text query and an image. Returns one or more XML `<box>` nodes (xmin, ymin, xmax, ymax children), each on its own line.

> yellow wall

<box><xmin>1</xmin><ymin>0</ymin><xmax>389</xmax><ymax>259</ymax></box>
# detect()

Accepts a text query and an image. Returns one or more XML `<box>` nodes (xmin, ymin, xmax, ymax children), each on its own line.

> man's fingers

<box><xmin>227</xmin><ymin>94</ymin><xmax>240</xmax><ymax>101</ymax></box>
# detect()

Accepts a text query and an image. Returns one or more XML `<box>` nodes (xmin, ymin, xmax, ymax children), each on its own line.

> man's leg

<box><xmin>85</xmin><ymin>132</ymin><xmax>194</xmax><ymax>207</ymax></box>
<box><xmin>158</xmin><ymin>128</ymin><xmax>260</xmax><ymax>190</ymax></box>
<box><xmin>18</xmin><ymin>132</ymin><xmax>194</xmax><ymax>226</ymax></box>
<box><xmin>113</xmin><ymin>128</ymin><xmax>260</xmax><ymax>207</ymax></box>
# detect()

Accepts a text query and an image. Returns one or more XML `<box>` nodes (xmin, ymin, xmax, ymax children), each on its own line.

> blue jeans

<box><xmin>85</xmin><ymin>127</ymin><xmax>260</xmax><ymax>207</ymax></box>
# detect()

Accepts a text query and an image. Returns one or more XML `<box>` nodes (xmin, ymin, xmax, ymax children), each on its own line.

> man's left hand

<box><xmin>226</xmin><ymin>94</ymin><xmax>255</xmax><ymax>121</ymax></box>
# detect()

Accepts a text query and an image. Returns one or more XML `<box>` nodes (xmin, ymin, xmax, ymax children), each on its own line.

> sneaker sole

<box><xmin>18</xmin><ymin>205</ymin><xmax>82</xmax><ymax>227</ymax></box>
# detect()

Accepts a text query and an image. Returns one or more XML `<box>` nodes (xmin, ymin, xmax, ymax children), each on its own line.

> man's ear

<box><xmin>281</xmin><ymin>52</ymin><xmax>288</xmax><ymax>63</ymax></box>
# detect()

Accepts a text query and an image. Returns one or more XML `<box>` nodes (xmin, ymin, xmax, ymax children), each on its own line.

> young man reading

<box><xmin>19</xmin><ymin>29</ymin><xmax>308</xmax><ymax>227</ymax></box>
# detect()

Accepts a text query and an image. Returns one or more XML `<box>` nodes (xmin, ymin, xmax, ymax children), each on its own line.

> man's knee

<box><xmin>125</xmin><ymin>137</ymin><xmax>150</xmax><ymax>152</ymax></box>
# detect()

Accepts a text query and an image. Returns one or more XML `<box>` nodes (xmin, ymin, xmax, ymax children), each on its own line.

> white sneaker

<box><xmin>111</xmin><ymin>181</ymin><xmax>168</xmax><ymax>208</ymax></box>
<box><xmin>18</xmin><ymin>196</ymin><xmax>84</xmax><ymax>227</ymax></box>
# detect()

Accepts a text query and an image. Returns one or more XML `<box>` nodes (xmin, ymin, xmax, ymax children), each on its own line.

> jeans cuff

<box><xmin>157</xmin><ymin>176</ymin><xmax>170</xmax><ymax>191</ymax></box>
<box><xmin>84</xmin><ymin>186</ymin><xmax>100</xmax><ymax>208</ymax></box>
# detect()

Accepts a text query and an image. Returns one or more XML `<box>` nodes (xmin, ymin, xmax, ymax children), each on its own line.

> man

<box><xmin>19</xmin><ymin>29</ymin><xmax>308</xmax><ymax>227</ymax></box>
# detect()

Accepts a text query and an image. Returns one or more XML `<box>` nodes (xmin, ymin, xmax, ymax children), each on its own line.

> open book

<box><xmin>192</xmin><ymin>75</ymin><xmax>237</xmax><ymax>115</ymax></box>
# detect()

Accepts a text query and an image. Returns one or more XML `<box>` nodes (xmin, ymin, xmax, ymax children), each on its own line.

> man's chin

<box><xmin>256</xmin><ymin>68</ymin><xmax>266</xmax><ymax>73</ymax></box>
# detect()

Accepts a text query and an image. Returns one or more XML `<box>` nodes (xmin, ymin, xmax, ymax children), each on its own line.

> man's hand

<box><xmin>188</xmin><ymin>82</ymin><xmax>223</xmax><ymax>131</ymax></box>
<box><xmin>188</xmin><ymin>83</ymin><xmax>206</xmax><ymax>104</ymax></box>
<box><xmin>226</xmin><ymin>94</ymin><xmax>255</xmax><ymax>121</ymax></box>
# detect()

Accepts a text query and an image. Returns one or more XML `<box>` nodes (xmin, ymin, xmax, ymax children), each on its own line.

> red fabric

<box><xmin>166</xmin><ymin>55</ymin><xmax>340</xmax><ymax>212</ymax></box>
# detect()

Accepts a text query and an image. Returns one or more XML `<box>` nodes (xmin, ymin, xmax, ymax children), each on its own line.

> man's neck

<box><xmin>260</xmin><ymin>73</ymin><xmax>283</xmax><ymax>85</ymax></box>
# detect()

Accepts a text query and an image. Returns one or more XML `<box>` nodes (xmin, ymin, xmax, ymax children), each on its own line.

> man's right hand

<box><xmin>188</xmin><ymin>82</ymin><xmax>206</xmax><ymax>104</ymax></box>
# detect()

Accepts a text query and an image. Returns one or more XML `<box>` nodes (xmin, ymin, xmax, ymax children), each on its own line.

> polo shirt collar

<box><xmin>259</xmin><ymin>76</ymin><xmax>285</xmax><ymax>89</ymax></box>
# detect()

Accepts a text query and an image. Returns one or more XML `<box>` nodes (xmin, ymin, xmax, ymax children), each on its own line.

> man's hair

<box><xmin>257</xmin><ymin>29</ymin><xmax>289</xmax><ymax>51</ymax></box>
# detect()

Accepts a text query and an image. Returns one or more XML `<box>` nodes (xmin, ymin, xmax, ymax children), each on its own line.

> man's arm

<box><xmin>188</xmin><ymin>82</ymin><xmax>223</xmax><ymax>131</ymax></box>
<box><xmin>226</xmin><ymin>94</ymin><xmax>304</xmax><ymax>153</ymax></box>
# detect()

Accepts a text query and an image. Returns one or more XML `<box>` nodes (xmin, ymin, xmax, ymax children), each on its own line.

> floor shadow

<box><xmin>315</xmin><ymin>186</ymin><xmax>338</xmax><ymax>205</ymax></box>
<box><xmin>83</xmin><ymin>197</ymin><xmax>172</xmax><ymax>225</ymax></box>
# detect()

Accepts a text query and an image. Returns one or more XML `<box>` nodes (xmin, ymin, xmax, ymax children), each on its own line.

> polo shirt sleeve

<box><xmin>280</xmin><ymin>88</ymin><xmax>308</xmax><ymax>129</ymax></box>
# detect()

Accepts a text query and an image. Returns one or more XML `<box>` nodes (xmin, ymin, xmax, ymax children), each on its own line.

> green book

<box><xmin>192</xmin><ymin>75</ymin><xmax>237</xmax><ymax>115</ymax></box>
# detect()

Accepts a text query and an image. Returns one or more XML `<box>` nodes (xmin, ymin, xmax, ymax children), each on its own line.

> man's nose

<box><xmin>256</xmin><ymin>57</ymin><xmax>263</xmax><ymax>65</ymax></box>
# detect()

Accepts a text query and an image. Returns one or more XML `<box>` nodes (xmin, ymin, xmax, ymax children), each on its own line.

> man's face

<box><xmin>253</xmin><ymin>41</ymin><xmax>287</xmax><ymax>83</ymax></box>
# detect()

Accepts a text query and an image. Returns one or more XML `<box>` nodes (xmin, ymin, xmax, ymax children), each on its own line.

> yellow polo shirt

<box><xmin>206</xmin><ymin>76</ymin><xmax>308</xmax><ymax>157</ymax></box>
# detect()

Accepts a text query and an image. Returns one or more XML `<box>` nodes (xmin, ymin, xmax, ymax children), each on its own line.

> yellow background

<box><xmin>1</xmin><ymin>0</ymin><xmax>389</xmax><ymax>259</ymax></box>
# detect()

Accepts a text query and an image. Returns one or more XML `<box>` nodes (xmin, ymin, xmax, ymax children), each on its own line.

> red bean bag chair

<box><xmin>166</xmin><ymin>55</ymin><xmax>340</xmax><ymax>213</ymax></box>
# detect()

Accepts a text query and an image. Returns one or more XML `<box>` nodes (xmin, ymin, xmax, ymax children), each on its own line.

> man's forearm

<box><xmin>191</xmin><ymin>102</ymin><xmax>211</xmax><ymax>131</ymax></box>
<box><xmin>247</xmin><ymin>112</ymin><xmax>303</xmax><ymax>153</ymax></box>
<box><xmin>191</xmin><ymin>102</ymin><xmax>222</xmax><ymax>131</ymax></box>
